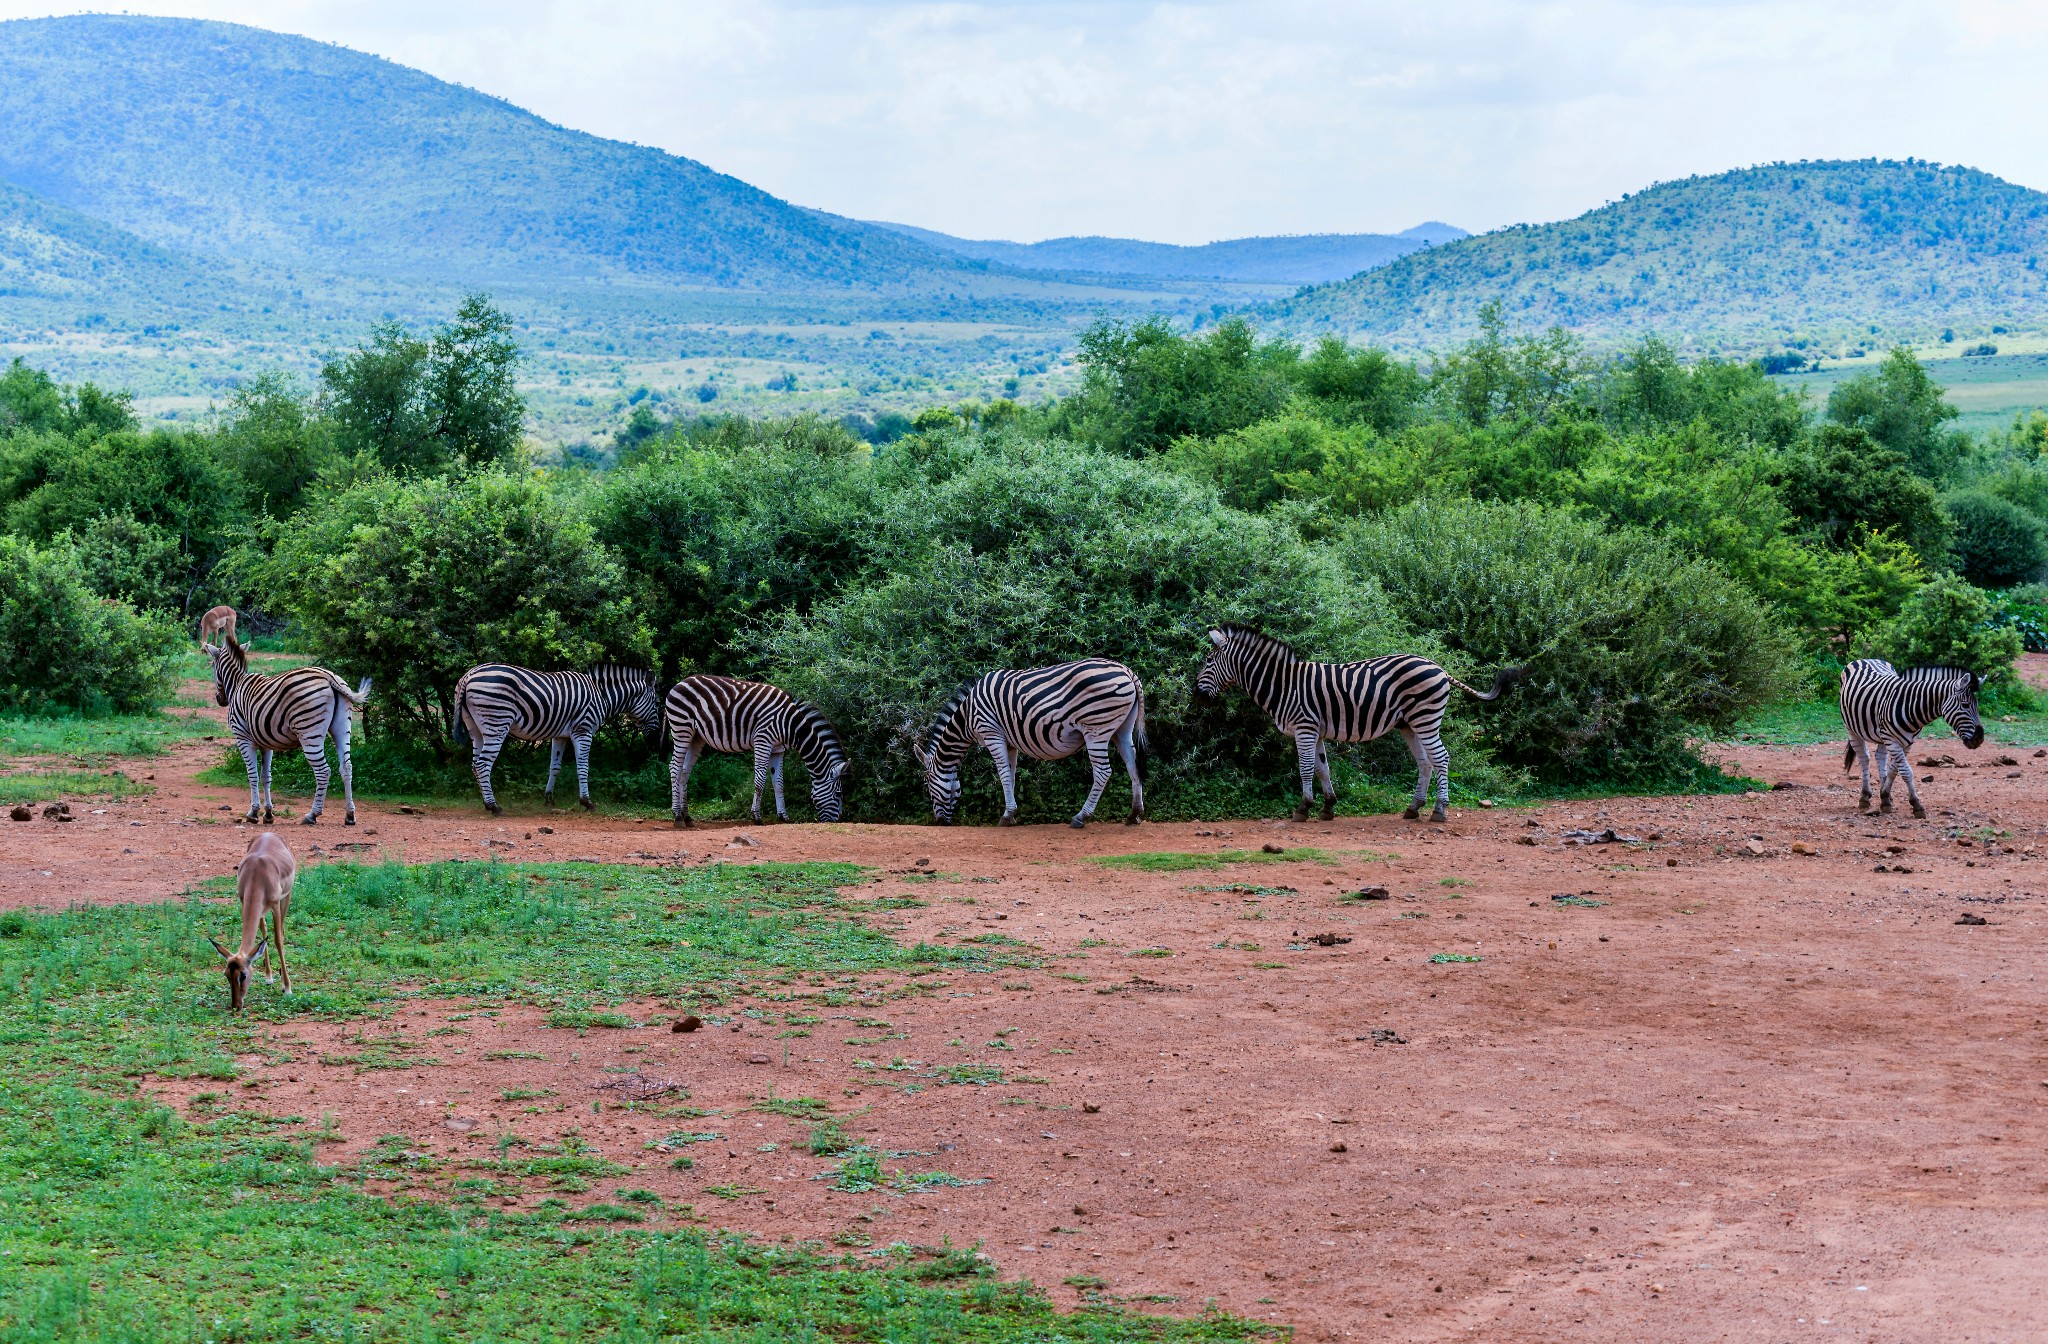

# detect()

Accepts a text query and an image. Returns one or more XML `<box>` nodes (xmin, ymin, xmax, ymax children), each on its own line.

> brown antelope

<box><xmin>197</xmin><ymin>605</ymin><xmax>238</xmax><ymax>650</ymax></box>
<box><xmin>210</xmin><ymin>831</ymin><xmax>297</xmax><ymax>1011</ymax></box>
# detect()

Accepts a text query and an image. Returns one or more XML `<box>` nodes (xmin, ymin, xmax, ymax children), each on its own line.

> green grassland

<box><xmin>1772</xmin><ymin>349</ymin><xmax>2048</xmax><ymax>435</ymax></box>
<box><xmin>0</xmin><ymin>859</ymin><xmax>1264</xmax><ymax>1340</ymax></box>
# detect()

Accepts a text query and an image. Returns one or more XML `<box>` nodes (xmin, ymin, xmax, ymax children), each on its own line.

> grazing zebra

<box><xmin>664</xmin><ymin>676</ymin><xmax>848</xmax><ymax>827</ymax></box>
<box><xmin>205</xmin><ymin>633</ymin><xmax>370</xmax><ymax>826</ymax></box>
<box><xmin>1840</xmin><ymin>658</ymin><xmax>1985</xmax><ymax>818</ymax></box>
<box><xmin>453</xmin><ymin>663</ymin><xmax>662</xmax><ymax>815</ymax></box>
<box><xmin>1195</xmin><ymin>625</ymin><xmax>1520</xmax><ymax>823</ymax></box>
<box><xmin>913</xmin><ymin>658</ymin><xmax>1146</xmax><ymax>828</ymax></box>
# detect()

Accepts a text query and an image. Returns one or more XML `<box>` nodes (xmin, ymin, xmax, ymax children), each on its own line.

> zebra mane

<box><xmin>1216</xmin><ymin>623</ymin><xmax>1300</xmax><ymax>659</ymax></box>
<box><xmin>1900</xmin><ymin>664</ymin><xmax>1980</xmax><ymax>690</ymax></box>
<box><xmin>925</xmin><ymin>681</ymin><xmax>976</xmax><ymax>757</ymax></box>
<box><xmin>792</xmin><ymin>701</ymin><xmax>847</xmax><ymax>769</ymax></box>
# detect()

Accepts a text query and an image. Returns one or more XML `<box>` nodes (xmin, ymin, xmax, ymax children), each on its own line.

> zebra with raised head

<box><xmin>1840</xmin><ymin>658</ymin><xmax>1985</xmax><ymax>818</ymax></box>
<box><xmin>452</xmin><ymin>663</ymin><xmax>662</xmax><ymax>815</ymax></box>
<box><xmin>204</xmin><ymin>630</ymin><xmax>371</xmax><ymax>826</ymax></box>
<box><xmin>912</xmin><ymin>658</ymin><xmax>1146</xmax><ymax>828</ymax></box>
<box><xmin>664</xmin><ymin>676</ymin><xmax>848</xmax><ymax>827</ymax></box>
<box><xmin>1195</xmin><ymin>624</ymin><xmax>1520</xmax><ymax>823</ymax></box>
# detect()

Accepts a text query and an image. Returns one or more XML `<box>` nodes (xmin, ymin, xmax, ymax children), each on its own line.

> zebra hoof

<box><xmin>1429</xmin><ymin>810</ymin><xmax>1447</xmax><ymax>824</ymax></box>
<box><xmin>486</xmin><ymin>803</ymin><xmax>503</xmax><ymax>817</ymax></box>
<box><xmin>1319</xmin><ymin>806</ymin><xmax>1335</xmax><ymax>822</ymax></box>
<box><xmin>1911</xmin><ymin>804</ymin><xmax>1928</xmax><ymax>819</ymax></box>
<box><xmin>998</xmin><ymin>814</ymin><xmax>1019</xmax><ymax>828</ymax></box>
<box><xmin>1402</xmin><ymin>806</ymin><xmax>1421</xmax><ymax>821</ymax></box>
<box><xmin>1290</xmin><ymin>806</ymin><xmax>1311</xmax><ymax>823</ymax></box>
<box><xmin>579</xmin><ymin>797</ymin><xmax>594</xmax><ymax>812</ymax></box>
<box><xmin>344</xmin><ymin>814</ymin><xmax>356</xmax><ymax>827</ymax></box>
<box><xmin>263</xmin><ymin>810</ymin><xmax>274</xmax><ymax>825</ymax></box>
<box><xmin>1068</xmin><ymin>816</ymin><xmax>1086</xmax><ymax>829</ymax></box>
<box><xmin>1124</xmin><ymin>813</ymin><xmax>1142</xmax><ymax>827</ymax></box>
<box><xmin>299</xmin><ymin>814</ymin><xmax>318</xmax><ymax>826</ymax></box>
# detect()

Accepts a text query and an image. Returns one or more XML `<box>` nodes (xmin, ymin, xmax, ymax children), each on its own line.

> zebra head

<box><xmin>207</xmin><ymin>634</ymin><xmax>248</xmax><ymax>707</ymax></box>
<box><xmin>1195</xmin><ymin>627</ymin><xmax>1242</xmax><ymax>701</ymax></box>
<box><xmin>792</xmin><ymin>705</ymin><xmax>850</xmax><ymax>823</ymax></box>
<box><xmin>594</xmin><ymin>665</ymin><xmax>663</xmax><ymax>737</ymax></box>
<box><xmin>1938</xmin><ymin>668</ymin><xmax>1986</xmax><ymax>749</ymax></box>
<box><xmin>912</xmin><ymin>688</ymin><xmax>972</xmax><ymax>824</ymax></box>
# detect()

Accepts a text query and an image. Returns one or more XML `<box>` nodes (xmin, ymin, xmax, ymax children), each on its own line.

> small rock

<box><xmin>1330</xmin><ymin>1141</ymin><xmax>1348</xmax><ymax>1152</ymax></box>
<box><xmin>1261</xmin><ymin>843</ymin><xmax>1285</xmax><ymax>854</ymax></box>
<box><xmin>1304</xmin><ymin>932</ymin><xmax>1351</xmax><ymax>947</ymax></box>
<box><xmin>745</xmin><ymin>1052</ymin><xmax>772</xmax><ymax>1065</ymax></box>
<box><xmin>729</xmin><ymin>1021</ymin><xmax>744</xmax><ymax>1032</ymax></box>
<box><xmin>1789</xmin><ymin>842</ymin><xmax>1815</xmax><ymax>856</ymax></box>
<box><xmin>537</xmin><ymin>825</ymin><xmax>553</xmax><ymax>834</ymax></box>
<box><xmin>1665</xmin><ymin>858</ymin><xmax>1678</xmax><ymax>867</ymax></box>
<box><xmin>671</xmin><ymin>1015</ymin><xmax>703</xmax><ymax>1034</ymax></box>
<box><xmin>915</xmin><ymin>857</ymin><xmax>930</xmax><ymax>867</ymax></box>
<box><xmin>1349</xmin><ymin>886</ymin><xmax>1391</xmax><ymax>901</ymax></box>
<box><xmin>398</xmin><ymin>805</ymin><xmax>418</xmax><ymax>815</ymax></box>
<box><xmin>1477</xmin><ymin>800</ymin><xmax>1495</xmax><ymax>809</ymax></box>
<box><xmin>443</xmin><ymin>1116</ymin><xmax>479</xmax><ymax>1133</ymax></box>
<box><xmin>1744</xmin><ymin>838</ymin><xmax>1766</xmax><ymax>855</ymax></box>
<box><xmin>1516</xmin><ymin>835</ymin><xmax>1538</xmax><ymax>846</ymax></box>
<box><xmin>1072</xmin><ymin>1204</ymin><xmax>1088</xmax><ymax>1216</ymax></box>
<box><xmin>1359</xmin><ymin>1028</ymin><xmax>1407</xmax><ymax>1045</ymax></box>
<box><xmin>1769</xmin><ymin>780</ymin><xmax>1803</xmax><ymax>791</ymax></box>
<box><xmin>1956</xmin><ymin>913</ymin><xmax>1989</xmax><ymax>926</ymax></box>
<box><xmin>2036</xmin><ymin>750</ymin><xmax>2047</xmax><ymax>759</ymax></box>
<box><xmin>729</xmin><ymin>835</ymin><xmax>759</xmax><ymax>848</ymax></box>
<box><xmin>1082</xmin><ymin>1102</ymin><xmax>1101</xmax><ymax>1114</ymax></box>
<box><xmin>7</xmin><ymin>805</ymin><xmax>30</xmax><ymax>822</ymax></box>
<box><xmin>1996</xmin><ymin>755</ymin><xmax>2019</xmax><ymax>766</ymax></box>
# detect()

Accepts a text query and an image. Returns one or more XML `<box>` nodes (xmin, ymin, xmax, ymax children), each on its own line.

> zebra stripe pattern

<box><xmin>1840</xmin><ymin>658</ymin><xmax>1985</xmax><ymax>818</ymax></box>
<box><xmin>206</xmin><ymin>634</ymin><xmax>371</xmax><ymax>826</ymax></box>
<box><xmin>453</xmin><ymin>663</ymin><xmax>662</xmax><ymax>815</ymax></box>
<box><xmin>1195</xmin><ymin>624</ymin><xmax>1520</xmax><ymax>823</ymax></box>
<box><xmin>664</xmin><ymin>676</ymin><xmax>848</xmax><ymax>826</ymax></box>
<box><xmin>915</xmin><ymin>658</ymin><xmax>1146</xmax><ymax>828</ymax></box>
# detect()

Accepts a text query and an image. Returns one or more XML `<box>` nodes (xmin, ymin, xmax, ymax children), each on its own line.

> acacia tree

<box><xmin>321</xmin><ymin>294</ymin><xmax>524</xmax><ymax>474</ymax></box>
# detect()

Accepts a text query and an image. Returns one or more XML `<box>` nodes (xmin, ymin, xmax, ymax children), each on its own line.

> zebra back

<box><xmin>1843</xmin><ymin>658</ymin><xmax>1984</xmax><ymax>750</ymax></box>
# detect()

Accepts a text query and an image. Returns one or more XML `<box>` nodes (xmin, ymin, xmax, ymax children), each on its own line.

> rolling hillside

<box><xmin>0</xmin><ymin>14</ymin><xmax>964</xmax><ymax>290</ymax></box>
<box><xmin>867</xmin><ymin>221</ymin><xmax>1467</xmax><ymax>284</ymax></box>
<box><xmin>0</xmin><ymin>178</ymin><xmax>223</xmax><ymax>303</ymax></box>
<box><xmin>1266</xmin><ymin>160</ymin><xmax>2048</xmax><ymax>349</ymax></box>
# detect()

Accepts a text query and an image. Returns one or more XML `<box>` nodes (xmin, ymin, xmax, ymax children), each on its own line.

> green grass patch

<box><xmin>1730</xmin><ymin>695</ymin><xmax>2048</xmax><ymax>748</ymax></box>
<box><xmin>1088</xmin><ymin>847</ymin><xmax>1367</xmax><ymax>873</ymax></box>
<box><xmin>0</xmin><ymin>859</ymin><xmax>1262</xmax><ymax>1339</ymax></box>
<box><xmin>0</xmin><ymin>708</ymin><xmax>216</xmax><ymax>764</ymax></box>
<box><xmin>1430</xmin><ymin>953</ymin><xmax>1484</xmax><ymax>964</ymax></box>
<box><xmin>0</xmin><ymin>767</ymin><xmax>152</xmax><ymax>803</ymax></box>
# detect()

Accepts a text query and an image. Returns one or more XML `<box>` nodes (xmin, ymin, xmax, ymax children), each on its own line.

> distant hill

<box><xmin>0</xmin><ymin>14</ymin><xmax>965</xmax><ymax>290</ymax></box>
<box><xmin>1265</xmin><ymin>161</ymin><xmax>2048</xmax><ymax>349</ymax></box>
<box><xmin>0</xmin><ymin>178</ymin><xmax>221</xmax><ymax>303</ymax></box>
<box><xmin>868</xmin><ymin>221</ymin><xmax>1467</xmax><ymax>284</ymax></box>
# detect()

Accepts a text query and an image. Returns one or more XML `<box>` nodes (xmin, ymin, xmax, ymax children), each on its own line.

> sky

<box><xmin>6</xmin><ymin>1</ymin><xmax>2046</xmax><ymax>244</ymax></box>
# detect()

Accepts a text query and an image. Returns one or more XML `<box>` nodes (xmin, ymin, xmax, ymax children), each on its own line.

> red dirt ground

<box><xmin>5</xmin><ymin>689</ymin><xmax>2046</xmax><ymax>1342</ymax></box>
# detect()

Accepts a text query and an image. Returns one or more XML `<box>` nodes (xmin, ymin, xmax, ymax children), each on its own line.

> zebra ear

<box><xmin>1207</xmin><ymin>629</ymin><xmax>1227</xmax><ymax>648</ymax></box>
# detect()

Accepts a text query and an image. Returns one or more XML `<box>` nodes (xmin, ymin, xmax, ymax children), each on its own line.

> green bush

<box><xmin>752</xmin><ymin>433</ymin><xmax>1499</xmax><ymax>822</ymax></box>
<box><xmin>1865</xmin><ymin>574</ymin><xmax>2023</xmax><ymax>682</ymax></box>
<box><xmin>1944</xmin><ymin>490</ymin><xmax>2047</xmax><ymax>588</ymax></box>
<box><xmin>1780</xmin><ymin>425</ymin><xmax>1950</xmax><ymax>560</ymax></box>
<box><xmin>1336</xmin><ymin>498</ymin><xmax>1802</xmax><ymax>783</ymax></box>
<box><xmin>0</xmin><ymin>535</ymin><xmax>180</xmax><ymax>713</ymax></box>
<box><xmin>246</xmin><ymin>469</ymin><xmax>651</xmax><ymax>743</ymax></box>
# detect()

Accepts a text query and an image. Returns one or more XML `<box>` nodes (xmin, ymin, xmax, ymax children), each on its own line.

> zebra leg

<box><xmin>1072</xmin><ymin>736</ymin><xmax>1114</xmax><ymax>828</ymax></box>
<box><xmin>1116</xmin><ymin>723</ymin><xmax>1144</xmax><ymax>825</ymax></box>
<box><xmin>1891</xmin><ymin>741</ymin><xmax>1928</xmax><ymax>819</ymax></box>
<box><xmin>333</xmin><ymin>702</ymin><xmax>357</xmax><ymax>825</ymax></box>
<box><xmin>1425</xmin><ymin>732</ymin><xmax>1452</xmax><ymax>822</ymax></box>
<box><xmin>771</xmin><ymin>752</ymin><xmax>789</xmax><ymax>822</ymax></box>
<box><xmin>544</xmin><ymin>739</ymin><xmax>564</xmax><ymax>805</ymax></box>
<box><xmin>669</xmin><ymin>733</ymin><xmax>697</xmax><ymax>828</ymax></box>
<box><xmin>1876</xmin><ymin>739</ymin><xmax>1903</xmax><ymax>812</ymax></box>
<box><xmin>1314</xmin><ymin>745</ymin><xmax>1337</xmax><ymax>822</ymax></box>
<box><xmin>573</xmin><ymin>733</ymin><xmax>594</xmax><ymax>810</ymax></box>
<box><xmin>989</xmin><ymin>736</ymin><xmax>1021</xmax><ymax>825</ymax></box>
<box><xmin>299</xmin><ymin>732</ymin><xmax>331</xmax><ymax>825</ymax></box>
<box><xmin>259</xmin><ymin>747</ymin><xmax>274</xmax><ymax>825</ymax></box>
<box><xmin>236</xmin><ymin>739</ymin><xmax>263</xmax><ymax>822</ymax></box>
<box><xmin>471</xmin><ymin>730</ymin><xmax>504</xmax><ymax>816</ymax></box>
<box><xmin>1292</xmin><ymin>730</ymin><xmax>1321</xmax><ymax>822</ymax></box>
<box><xmin>1853</xmin><ymin>739</ymin><xmax>1875</xmax><ymax>812</ymax></box>
<box><xmin>750</xmin><ymin>739</ymin><xmax>774</xmax><ymax>823</ymax></box>
<box><xmin>1399</xmin><ymin>727</ymin><xmax>1429</xmax><ymax>821</ymax></box>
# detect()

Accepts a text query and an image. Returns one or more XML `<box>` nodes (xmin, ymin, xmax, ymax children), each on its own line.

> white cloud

<box><xmin>2</xmin><ymin>0</ymin><xmax>2044</xmax><ymax>242</ymax></box>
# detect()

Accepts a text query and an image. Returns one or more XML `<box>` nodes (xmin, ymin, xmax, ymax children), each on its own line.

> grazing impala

<box><xmin>211</xmin><ymin>831</ymin><xmax>297</xmax><ymax>1011</ymax></box>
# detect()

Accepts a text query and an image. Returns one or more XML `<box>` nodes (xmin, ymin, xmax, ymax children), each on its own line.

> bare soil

<box><xmin>5</xmin><ymin>691</ymin><xmax>2047</xmax><ymax>1341</ymax></box>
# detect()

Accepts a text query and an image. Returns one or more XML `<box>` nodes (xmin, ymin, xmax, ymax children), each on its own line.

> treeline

<box><xmin>3</xmin><ymin>296</ymin><xmax>2039</xmax><ymax>818</ymax></box>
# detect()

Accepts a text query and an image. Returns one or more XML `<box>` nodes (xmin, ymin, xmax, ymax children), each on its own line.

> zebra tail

<box><xmin>328</xmin><ymin>671</ymin><xmax>371</xmax><ymax>707</ymax></box>
<box><xmin>1450</xmin><ymin>665</ymin><xmax>1525</xmax><ymax>701</ymax></box>
<box><xmin>453</xmin><ymin>684</ymin><xmax>471</xmax><ymax>748</ymax></box>
<box><xmin>1132</xmin><ymin>696</ymin><xmax>1148</xmax><ymax>753</ymax></box>
<box><xmin>1843</xmin><ymin>741</ymin><xmax>1855</xmax><ymax>772</ymax></box>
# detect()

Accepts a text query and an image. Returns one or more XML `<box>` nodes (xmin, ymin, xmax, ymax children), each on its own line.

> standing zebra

<box><xmin>1196</xmin><ymin>625</ymin><xmax>1520</xmax><ymax>823</ymax></box>
<box><xmin>664</xmin><ymin>676</ymin><xmax>848</xmax><ymax>826</ymax></box>
<box><xmin>453</xmin><ymin>663</ymin><xmax>662</xmax><ymax>815</ymax></box>
<box><xmin>204</xmin><ymin>631</ymin><xmax>370</xmax><ymax>826</ymax></box>
<box><xmin>1840</xmin><ymin>658</ymin><xmax>1985</xmax><ymax>818</ymax></box>
<box><xmin>913</xmin><ymin>658</ymin><xmax>1146</xmax><ymax>828</ymax></box>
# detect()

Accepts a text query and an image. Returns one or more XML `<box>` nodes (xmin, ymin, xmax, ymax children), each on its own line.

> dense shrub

<box><xmin>247</xmin><ymin>469</ymin><xmax>650</xmax><ymax>743</ymax></box>
<box><xmin>1336</xmin><ymin>499</ymin><xmax>1801</xmax><ymax>782</ymax></box>
<box><xmin>752</xmin><ymin>433</ymin><xmax>1502</xmax><ymax>822</ymax></box>
<box><xmin>1780</xmin><ymin>425</ymin><xmax>1949</xmax><ymax>560</ymax></box>
<box><xmin>586</xmin><ymin>414</ymin><xmax>871</xmax><ymax>677</ymax></box>
<box><xmin>1058</xmin><ymin>317</ymin><xmax>1295</xmax><ymax>455</ymax></box>
<box><xmin>1943</xmin><ymin>490</ymin><xmax>2047</xmax><ymax>588</ymax></box>
<box><xmin>1865</xmin><ymin>574</ymin><xmax>2023</xmax><ymax>683</ymax></box>
<box><xmin>0</xmin><ymin>536</ymin><xmax>180</xmax><ymax>712</ymax></box>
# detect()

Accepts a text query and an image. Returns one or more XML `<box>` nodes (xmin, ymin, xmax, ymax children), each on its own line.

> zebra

<box><xmin>452</xmin><ymin>663</ymin><xmax>662</xmax><ymax>815</ymax></box>
<box><xmin>664</xmin><ymin>676</ymin><xmax>848</xmax><ymax>827</ymax></box>
<box><xmin>912</xmin><ymin>658</ymin><xmax>1146</xmax><ymax>828</ymax></box>
<box><xmin>1840</xmin><ymin>658</ymin><xmax>1985</xmax><ymax>818</ymax></box>
<box><xmin>1195</xmin><ymin>624</ymin><xmax>1521</xmax><ymax>823</ymax></box>
<box><xmin>204</xmin><ymin>632</ymin><xmax>371</xmax><ymax>826</ymax></box>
